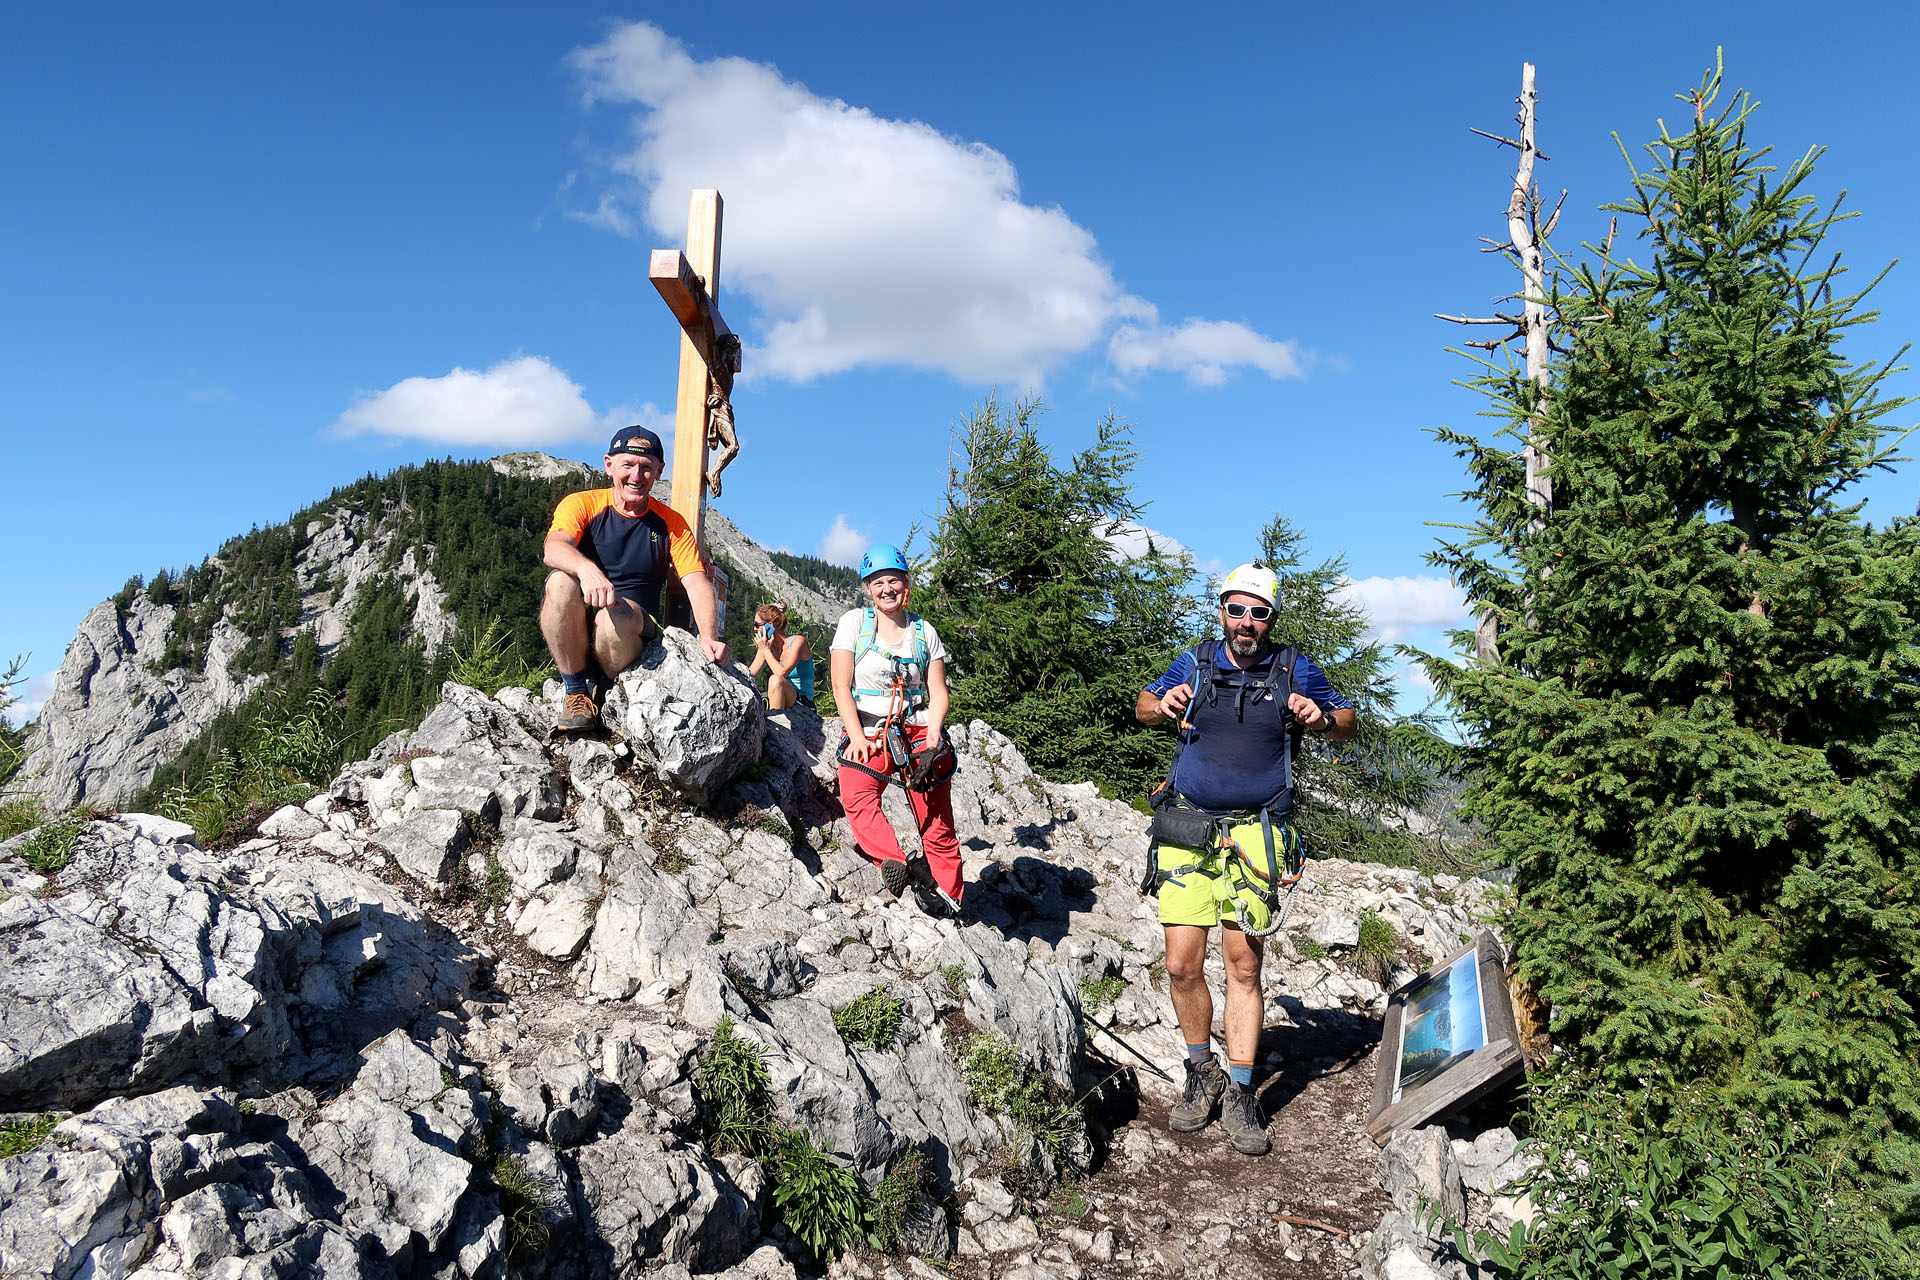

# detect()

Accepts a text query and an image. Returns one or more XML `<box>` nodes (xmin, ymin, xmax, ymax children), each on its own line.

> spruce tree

<box><xmin>915</xmin><ymin>398</ymin><xmax>1201</xmax><ymax>800</ymax></box>
<box><xmin>1431</xmin><ymin>62</ymin><xmax>1920</xmax><ymax>1230</ymax></box>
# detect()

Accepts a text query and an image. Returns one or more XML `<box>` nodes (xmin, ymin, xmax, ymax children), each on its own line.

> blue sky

<box><xmin>5</xmin><ymin>2</ymin><xmax>1919</xmax><ymax>722</ymax></box>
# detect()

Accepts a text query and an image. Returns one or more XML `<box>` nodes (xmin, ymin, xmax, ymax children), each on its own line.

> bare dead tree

<box><xmin>1439</xmin><ymin>62</ymin><xmax>1561</xmax><ymax>662</ymax></box>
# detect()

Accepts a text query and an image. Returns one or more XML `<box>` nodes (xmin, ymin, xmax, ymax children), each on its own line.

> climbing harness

<box><xmin>1138</xmin><ymin>642</ymin><xmax>1314</xmax><ymax>938</ymax></box>
<box><xmin>850</xmin><ymin>608</ymin><xmax>931</xmax><ymax>704</ymax></box>
<box><xmin>836</xmin><ymin>633</ymin><xmax>954</xmax><ymax>795</ymax></box>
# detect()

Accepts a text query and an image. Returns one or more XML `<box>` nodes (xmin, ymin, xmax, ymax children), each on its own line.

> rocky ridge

<box><xmin>18</xmin><ymin>506</ymin><xmax>456</xmax><ymax>811</ymax></box>
<box><xmin>1</xmin><ymin>634</ymin><xmax>1526</xmax><ymax>1280</ymax></box>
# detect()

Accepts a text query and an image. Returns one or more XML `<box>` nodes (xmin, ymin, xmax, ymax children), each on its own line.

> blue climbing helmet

<box><xmin>858</xmin><ymin>544</ymin><xmax>910</xmax><ymax>580</ymax></box>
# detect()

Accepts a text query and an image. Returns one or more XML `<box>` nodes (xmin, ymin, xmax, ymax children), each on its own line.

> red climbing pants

<box><xmin>837</xmin><ymin>724</ymin><xmax>964</xmax><ymax>901</ymax></box>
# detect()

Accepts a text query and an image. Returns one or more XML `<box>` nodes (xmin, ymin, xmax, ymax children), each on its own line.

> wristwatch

<box><xmin>1315</xmin><ymin>705</ymin><xmax>1336</xmax><ymax>731</ymax></box>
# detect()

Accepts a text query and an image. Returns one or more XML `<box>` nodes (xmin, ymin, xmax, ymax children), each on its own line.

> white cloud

<box><xmin>4</xmin><ymin>669</ymin><xmax>55</xmax><ymax>727</ymax></box>
<box><xmin>568</xmin><ymin>23</ymin><xmax>1305</xmax><ymax>388</ymax></box>
<box><xmin>814</xmin><ymin>514</ymin><xmax>867</xmax><ymax>568</ymax></box>
<box><xmin>1108</xmin><ymin>318</ymin><xmax>1308</xmax><ymax>386</ymax></box>
<box><xmin>332</xmin><ymin>356</ymin><xmax>662</xmax><ymax>448</ymax></box>
<box><xmin>820</xmin><ymin>515</ymin><xmax>870</xmax><ymax>567</ymax></box>
<box><xmin>1104</xmin><ymin>521</ymin><xmax>1190</xmax><ymax>563</ymax></box>
<box><xmin>1337</xmin><ymin>575</ymin><xmax>1470</xmax><ymax>644</ymax></box>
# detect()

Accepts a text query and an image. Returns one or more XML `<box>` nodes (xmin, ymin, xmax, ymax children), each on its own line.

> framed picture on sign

<box><xmin>1366</xmin><ymin>931</ymin><xmax>1524</xmax><ymax>1143</ymax></box>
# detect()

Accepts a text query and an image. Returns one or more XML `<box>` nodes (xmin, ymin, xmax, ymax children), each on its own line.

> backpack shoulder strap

<box><xmin>853</xmin><ymin>607</ymin><xmax>878</xmax><ymax>660</ymax></box>
<box><xmin>911</xmin><ymin>615</ymin><xmax>929</xmax><ymax>670</ymax></box>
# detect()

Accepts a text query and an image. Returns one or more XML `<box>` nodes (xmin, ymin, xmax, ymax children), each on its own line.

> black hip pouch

<box><xmin>1148</xmin><ymin>805</ymin><xmax>1218</xmax><ymax>851</ymax></box>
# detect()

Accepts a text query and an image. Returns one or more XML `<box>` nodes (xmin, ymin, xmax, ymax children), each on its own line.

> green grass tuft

<box><xmin>490</xmin><ymin>1152</ymin><xmax>562</xmax><ymax>1259</ymax></box>
<box><xmin>0</xmin><ymin>797</ymin><xmax>45</xmax><ymax>842</ymax></box>
<box><xmin>833</xmin><ymin>985</ymin><xmax>905</xmax><ymax>1052</ymax></box>
<box><xmin>0</xmin><ymin>1114</ymin><xmax>58</xmax><ymax>1159</ymax></box>
<box><xmin>15</xmin><ymin>809</ymin><xmax>97</xmax><ymax>876</ymax></box>
<box><xmin>700</xmin><ymin>1016</ymin><xmax>775</xmax><ymax>1157</ymax></box>
<box><xmin>867</xmin><ymin>1146</ymin><xmax>932</xmax><ymax>1253</ymax></box>
<box><xmin>1078</xmin><ymin>975</ymin><xmax>1127</xmax><ymax>1017</ymax></box>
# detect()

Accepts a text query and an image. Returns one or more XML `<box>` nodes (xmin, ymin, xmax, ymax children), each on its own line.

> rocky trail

<box><xmin>0</xmin><ymin>630</ymin><xmax>1530</xmax><ymax>1279</ymax></box>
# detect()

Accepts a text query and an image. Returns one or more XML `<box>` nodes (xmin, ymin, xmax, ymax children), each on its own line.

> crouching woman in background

<box><xmin>830</xmin><ymin>544</ymin><xmax>964</xmax><ymax>914</ymax></box>
<box><xmin>747</xmin><ymin>601</ymin><xmax>814</xmax><ymax>710</ymax></box>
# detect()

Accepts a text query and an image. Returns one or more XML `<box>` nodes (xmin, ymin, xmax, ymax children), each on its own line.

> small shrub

<box><xmin>939</xmin><ymin>963</ymin><xmax>969</xmax><ymax>994</ymax></box>
<box><xmin>477</xmin><ymin>852</ymin><xmax>511</xmax><ymax>910</ymax></box>
<box><xmin>0</xmin><ymin>1114</ymin><xmax>57</xmax><ymax>1159</ymax></box>
<box><xmin>769</xmin><ymin>1127</ymin><xmax>868</xmax><ymax>1261</ymax></box>
<box><xmin>1357</xmin><ymin>910</ymin><xmax>1396</xmax><ymax>960</ymax></box>
<box><xmin>1447</xmin><ymin>1069</ymin><xmax>1906</xmax><ymax>1278</ymax></box>
<box><xmin>451</xmin><ymin>617</ymin><xmax>555</xmax><ymax>696</ymax></box>
<box><xmin>833</xmin><ymin>986</ymin><xmax>905</xmax><ymax>1052</ymax></box>
<box><xmin>867</xmin><ymin>1146</ymin><xmax>931</xmax><ymax>1253</ymax></box>
<box><xmin>655</xmin><ymin>846</ymin><xmax>693</xmax><ymax>875</ymax></box>
<box><xmin>1295</xmin><ymin>937</ymin><xmax>1329</xmax><ymax>962</ymax></box>
<box><xmin>700</xmin><ymin>1017</ymin><xmax>774</xmax><ymax>1156</ymax></box>
<box><xmin>1078</xmin><ymin>975</ymin><xmax>1126</xmax><ymax>1018</ymax></box>
<box><xmin>756</xmin><ymin>812</ymin><xmax>793</xmax><ymax>841</ymax></box>
<box><xmin>491</xmin><ymin>1152</ymin><xmax>562</xmax><ymax>1259</ymax></box>
<box><xmin>958</xmin><ymin>1033</ymin><xmax>1080</xmax><ymax>1159</ymax></box>
<box><xmin>1052</xmin><ymin>1187</ymin><xmax>1090</xmax><ymax>1220</ymax></box>
<box><xmin>261</xmin><ymin>783</ymin><xmax>319</xmax><ymax>811</ymax></box>
<box><xmin>16</xmin><ymin>809</ymin><xmax>95</xmax><ymax>876</ymax></box>
<box><xmin>1353</xmin><ymin>910</ymin><xmax>1398</xmax><ymax>981</ymax></box>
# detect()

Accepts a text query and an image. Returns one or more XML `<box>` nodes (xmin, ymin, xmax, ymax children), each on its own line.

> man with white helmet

<box><xmin>1135</xmin><ymin>562</ymin><xmax>1356</xmax><ymax>1156</ymax></box>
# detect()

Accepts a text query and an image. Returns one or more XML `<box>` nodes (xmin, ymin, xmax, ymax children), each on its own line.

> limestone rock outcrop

<box><xmin>1</xmin><ymin>670</ymin><xmax>1512</xmax><ymax>1279</ymax></box>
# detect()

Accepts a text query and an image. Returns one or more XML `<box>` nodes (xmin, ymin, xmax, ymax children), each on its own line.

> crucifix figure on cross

<box><xmin>649</xmin><ymin>188</ymin><xmax>742</xmax><ymax>552</ymax></box>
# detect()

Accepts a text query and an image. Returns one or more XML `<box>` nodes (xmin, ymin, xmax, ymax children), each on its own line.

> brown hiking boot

<box><xmin>558</xmin><ymin>691</ymin><xmax>600</xmax><ymax>732</ymax></box>
<box><xmin>1169</xmin><ymin>1060</ymin><xmax>1226</xmax><ymax>1132</ymax></box>
<box><xmin>1222</xmin><ymin>1084</ymin><xmax>1270</xmax><ymax>1156</ymax></box>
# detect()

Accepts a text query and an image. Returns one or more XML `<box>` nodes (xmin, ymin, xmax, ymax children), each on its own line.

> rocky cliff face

<box><xmin>0</xmin><ymin>633</ymin><xmax>1522</xmax><ymax>1280</ymax></box>
<box><xmin>18</xmin><ymin>506</ymin><xmax>456</xmax><ymax>809</ymax></box>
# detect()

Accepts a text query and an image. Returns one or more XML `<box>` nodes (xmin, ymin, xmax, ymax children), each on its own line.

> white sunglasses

<box><xmin>1222</xmin><ymin>601</ymin><xmax>1274</xmax><ymax>621</ymax></box>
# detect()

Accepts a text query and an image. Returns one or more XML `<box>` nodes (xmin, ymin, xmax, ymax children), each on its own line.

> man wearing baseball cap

<box><xmin>1135</xmin><ymin>562</ymin><xmax>1356</xmax><ymax>1156</ymax></box>
<box><xmin>539</xmin><ymin>426</ymin><xmax>729</xmax><ymax>732</ymax></box>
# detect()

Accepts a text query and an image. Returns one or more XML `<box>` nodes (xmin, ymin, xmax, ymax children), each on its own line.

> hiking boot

<box><xmin>557</xmin><ymin>691</ymin><xmax>600</xmax><ymax>732</ymax></box>
<box><xmin>1222</xmin><ymin>1084</ymin><xmax>1270</xmax><ymax>1156</ymax></box>
<box><xmin>1169</xmin><ymin>1060</ymin><xmax>1226</xmax><ymax>1133</ymax></box>
<box><xmin>881</xmin><ymin>858</ymin><xmax>911</xmax><ymax>897</ymax></box>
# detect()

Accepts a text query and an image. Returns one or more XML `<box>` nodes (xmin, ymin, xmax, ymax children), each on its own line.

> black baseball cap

<box><xmin>607</xmin><ymin>426</ymin><xmax>664</xmax><ymax>460</ymax></box>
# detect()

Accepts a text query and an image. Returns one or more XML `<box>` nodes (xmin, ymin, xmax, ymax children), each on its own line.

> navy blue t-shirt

<box><xmin>1144</xmin><ymin>641</ymin><xmax>1352</xmax><ymax>813</ymax></box>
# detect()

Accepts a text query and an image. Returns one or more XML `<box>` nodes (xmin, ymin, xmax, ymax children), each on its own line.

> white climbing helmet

<box><xmin>1219</xmin><ymin>563</ymin><xmax>1281</xmax><ymax>610</ymax></box>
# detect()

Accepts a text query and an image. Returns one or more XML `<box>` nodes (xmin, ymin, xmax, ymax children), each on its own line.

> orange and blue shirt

<box><xmin>548</xmin><ymin>491</ymin><xmax>705</xmax><ymax>619</ymax></box>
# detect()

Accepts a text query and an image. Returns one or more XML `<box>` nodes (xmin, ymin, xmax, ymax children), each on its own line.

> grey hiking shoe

<box><xmin>557</xmin><ymin>691</ymin><xmax>600</xmax><ymax>732</ymax></box>
<box><xmin>1169</xmin><ymin>1060</ymin><xmax>1227</xmax><ymax>1133</ymax></box>
<box><xmin>881</xmin><ymin>859</ymin><xmax>911</xmax><ymax>897</ymax></box>
<box><xmin>1222</xmin><ymin>1084</ymin><xmax>1270</xmax><ymax>1156</ymax></box>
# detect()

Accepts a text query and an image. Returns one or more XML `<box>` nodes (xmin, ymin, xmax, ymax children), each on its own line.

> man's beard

<box><xmin>1228</xmin><ymin>631</ymin><xmax>1265</xmax><ymax>658</ymax></box>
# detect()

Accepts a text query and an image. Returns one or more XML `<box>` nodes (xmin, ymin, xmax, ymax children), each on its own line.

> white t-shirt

<box><xmin>830</xmin><ymin>608</ymin><xmax>949</xmax><ymax>731</ymax></box>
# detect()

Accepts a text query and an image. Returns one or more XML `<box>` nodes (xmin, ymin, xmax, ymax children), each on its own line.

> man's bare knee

<box><xmin>544</xmin><ymin>571</ymin><xmax>585</xmax><ymax>608</ymax></box>
<box><xmin>1166</xmin><ymin>950</ymin><xmax>1209</xmax><ymax>985</ymax></box>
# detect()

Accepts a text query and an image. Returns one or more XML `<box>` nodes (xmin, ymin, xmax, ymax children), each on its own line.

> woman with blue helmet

<box><xmin>829</xmin><ymin>543</ymin><xmax>964</xmax><ymax>912</ymax></box>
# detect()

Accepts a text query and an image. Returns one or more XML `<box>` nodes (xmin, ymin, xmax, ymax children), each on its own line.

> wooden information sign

<box><xmin>1366</xmin><ymin>931</ymin><xmax>1525</xmax><ymax>1143</ymax></box>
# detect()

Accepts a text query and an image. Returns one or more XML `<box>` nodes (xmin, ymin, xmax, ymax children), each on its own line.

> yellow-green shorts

<box><xmin>1155</xmin><ymin>819</ymin><xmax>1301</xmax><ymax>933</ymax></box>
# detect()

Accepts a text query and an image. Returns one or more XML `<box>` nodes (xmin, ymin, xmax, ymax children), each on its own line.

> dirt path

<box><xmin>941</xmin><ymin>998</ymin><xmax>1389</xmax><ymax>1280</ymax></box>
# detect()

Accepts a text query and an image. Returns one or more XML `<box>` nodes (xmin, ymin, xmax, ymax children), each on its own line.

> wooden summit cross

<box><xmin>648</xmin><ymin>187</ymin><xmax>741</xmax><ymax>553</ymax></box>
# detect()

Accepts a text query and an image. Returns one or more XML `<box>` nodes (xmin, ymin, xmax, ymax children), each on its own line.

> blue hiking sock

<box><xmin>561</xmin><ymin>671</ymin><xmax>590</xmax><ymax>696</ymax></box>
<box><xmin>1229</xmin><ymin>1061</ymin><xmax>1254</xmax><ymax>1088</ymax></box>
<box><xmin>1186</xmin><ymin>1042</ymin><xmax>1213</xmax><ymax>1068</ymax></box>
